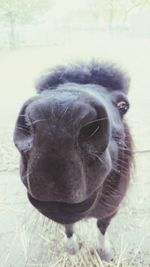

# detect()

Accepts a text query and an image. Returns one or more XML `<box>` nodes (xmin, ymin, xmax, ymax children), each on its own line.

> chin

<box><xmin>27</xmin><ymin>190</ymin><xmax>99</xmax><ymax>224</ymax></box>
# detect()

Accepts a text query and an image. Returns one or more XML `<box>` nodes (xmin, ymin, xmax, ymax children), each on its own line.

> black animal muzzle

<box><xmin>27</xmin><ymin>189</ymin><xmax>99</xmax><ymax>224</ymax></box>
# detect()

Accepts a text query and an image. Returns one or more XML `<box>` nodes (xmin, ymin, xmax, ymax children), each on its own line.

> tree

<box><xmin>0</xmin><ymin>0</ymin><xmax>53</xmax><ymax>49</ymax></box>
<box><xmin>89</xmin><ymin>0</ymin><xmax>150</xmax><ymax>32</ymax></box>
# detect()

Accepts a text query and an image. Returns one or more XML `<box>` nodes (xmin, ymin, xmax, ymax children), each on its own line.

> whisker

<box><xmin>59</xmin><ymin>106</ymin><xmax>70</xmax><ymax>120</ymax></box>
<box><xmin>83</xmin><ymin>117</ymin><xmax>108</xmax><ymax>127</ymax></box>
<box><xmin>112</xmin><ymin>167</ymin><xmax>128</xmax><ymax>175</ymax></box>
<box><xmin>19</xmin><ymin>115</ymin><xmax>26</xmax><ymax>118</ymax></box>
<box><xmin>90</xmin><ymin>153</ymin><xmax>104</xmax><ymax>164</ymax></box>
<box><xmin>90</xmin><ymin>126</ymin><xmax>100</xmax><ymax>137</ymax></box>
<box><xmin>118</xmin><ymin>146</ymin><xmax>133</xmax><ymax>152</ymax></box>
<box><xmin>31</xmin><ymin>119</ymin><xmax>50</xmax><ymax>125</ymax></box>
<box><xmin>16</xmin><ymin>126</ymin><xmax>30</xmax><ymax>133</ymax></box>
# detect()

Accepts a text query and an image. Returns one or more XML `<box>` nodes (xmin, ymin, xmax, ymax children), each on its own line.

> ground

<box><xmin>0</xmin><ymin>39</ymin><xmax>150</xmax><ymax>267</ymax></box>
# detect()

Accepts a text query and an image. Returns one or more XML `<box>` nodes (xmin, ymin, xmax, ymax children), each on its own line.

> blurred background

<box><xmin>0</xmin><ymin>0</ymin><xmax>150</xmax><ymax>49</ymax></box>
<box><xmin>0</xmin><ymin>1</ymin><xmax>150</xmax><ymax>267</ymax></box>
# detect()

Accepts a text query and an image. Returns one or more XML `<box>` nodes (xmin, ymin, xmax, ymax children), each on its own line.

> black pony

<box><xmin>14</xmin><ymin>62</ymin><xmax>133</xmax><ymax>261</ymax></box>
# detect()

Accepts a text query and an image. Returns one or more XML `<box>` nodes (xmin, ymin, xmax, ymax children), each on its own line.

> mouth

<box><xmin>27</xmin><ymin>191</ymin><xmax>98</xmax><ymax>224</ymax></box>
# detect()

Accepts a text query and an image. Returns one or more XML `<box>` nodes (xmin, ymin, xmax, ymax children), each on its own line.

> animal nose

<box><xmin>78</xmin><ymin>101</ymin><xmax>110</xmax><ymax>153</ymax></box>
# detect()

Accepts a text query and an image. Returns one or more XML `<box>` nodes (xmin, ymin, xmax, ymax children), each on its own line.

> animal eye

<box><xmin>116</xmin><ymin>100</ymin><xmax>129</xmax><ymax>115</ymax></box>
<box><xmin>79</xmin><ymin>120</ymin><xmax>100</xmax><ymax>139</ymax></box>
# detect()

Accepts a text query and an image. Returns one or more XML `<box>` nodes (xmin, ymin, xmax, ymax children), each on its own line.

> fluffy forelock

<box><xmin>36</xmin><ymin>62</ymin><xmax>130</xmax><ymax>94</ymax></box>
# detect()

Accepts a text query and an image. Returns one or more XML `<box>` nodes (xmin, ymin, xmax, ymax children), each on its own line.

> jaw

<box><xmin>27</xmin><ymin>190</ymin><xmax>100</xmax><ymax>224</ymax></box>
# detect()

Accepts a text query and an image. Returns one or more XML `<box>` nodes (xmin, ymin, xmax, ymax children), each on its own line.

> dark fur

<box><xmin>36</xmin><ymin>62</ymin><xmax>130</xmax><ymax>93</ymax></box>
<box><xmin>14</xmin><ymin>62</ymin><xmax>133</xmax><ymax>250</ymax></box>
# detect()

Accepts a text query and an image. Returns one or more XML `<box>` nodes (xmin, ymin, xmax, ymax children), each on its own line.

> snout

<box><xmin>27</xmin><ymin>189</ymin><xmax>99</xmax><ymax>224</ymax></box>
<box><xmin>14</xmin><ymin>87</ymin><xmax>112</xmax><ymax>216</ymax></box>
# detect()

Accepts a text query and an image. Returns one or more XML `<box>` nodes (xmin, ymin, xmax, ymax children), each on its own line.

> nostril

<box><xmin>79</xmin><ymin>119</ymin><xmax>101</xmax><ymax>140</ymax></box>
<box><xmin>78</xmin><ymin>104</ymin><xmax>110</xmax><ymax>153</ymax></box>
